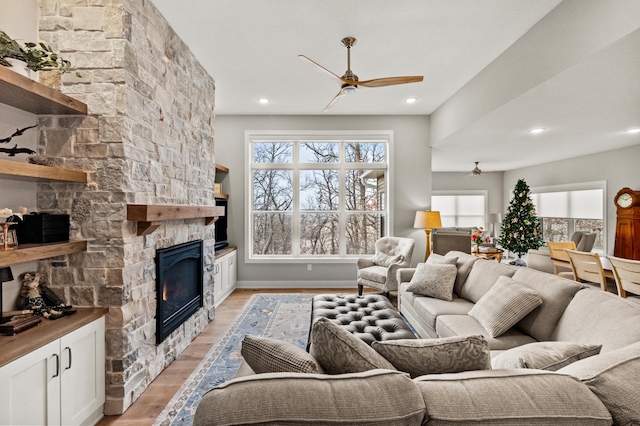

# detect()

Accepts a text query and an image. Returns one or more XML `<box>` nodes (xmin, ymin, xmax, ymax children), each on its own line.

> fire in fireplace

<box><xmin>156</xmin><ymin>240</ymin><xmax>204</xmax><ymax>344</ymax></box>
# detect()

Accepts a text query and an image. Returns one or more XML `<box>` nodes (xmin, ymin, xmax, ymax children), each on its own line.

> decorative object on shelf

<box><xmin>0</xmin><ymin>227</ymin><xmax>17</xmax><ymax>250</ymax></box>
<box><xmin>613</xmin><ymin>187</ymin><xmax>640</xmax><ymax>260</ymax></box>
<box><xmin>471</xmin><ymin>227</ymin><xmax>491</xmax><ymax>253</ymax></box>
<box><xmin>0</xmin><ymin>123</ymin><xmax>36</xmax><ymax>157</ymax></box>
<box><xmin>16</xmin><ymin>272</ymin><xmax>76</xmax><ymax>320</ymax></box>
<box><xmin>414</xmin><ymin>210</ymin><xmax>442</xmax><ymax>261</ymax></box>
<box><xmin>498</xmin><ymin>179</ymin><xmax>544</xmax><ymax>262</ymax></box>
<box><xmin>15</xmin><ymin>212</ymin><xmax>70</xmax><ymax>244</ymax></box>
<box><xmin>0</xmin><ymin>266</ymin><xmax>14</xmax><ymax>323</ymax></box>
<box><xmin>487</xmin><ymin>213</ymin><xmax>502</xmax><ymax>238</ymax></box>
<box><xmin>0</xmin><ymin>30</ymin><xmax>74</xmax><ymax>75</ymax></box>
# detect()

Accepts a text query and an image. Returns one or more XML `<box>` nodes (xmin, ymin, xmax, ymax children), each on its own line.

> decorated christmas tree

<box><xmin>498</xmin><ymin>179</ymin><xmax>543</xmax><ymax>259</ymax></box>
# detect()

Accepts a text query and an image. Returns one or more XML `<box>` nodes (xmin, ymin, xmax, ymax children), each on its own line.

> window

<box><xmin>530</xmin><ymin>182</ymin><xmax>606</xmax><ymax>253</ymax></box>
<box><xmin>247</xmin><ymin>131</ymin><xmax>391</xmax><ymax>261</ymax></box>
<box><xmin>431</xmin><ymin>192</ymin><xmax>487</xmax><ymax>228</ymax></box>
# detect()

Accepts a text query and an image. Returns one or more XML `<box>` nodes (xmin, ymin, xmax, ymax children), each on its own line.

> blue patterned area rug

<box><xmin>154</xmin><ymin>293</ymin><xmax>313</xmax><ymax>426</ymax></box>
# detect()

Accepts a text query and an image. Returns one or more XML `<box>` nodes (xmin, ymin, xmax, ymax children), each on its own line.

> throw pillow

<box><xmin>309</xmin><ymin>317</ymin><xmax>396</xmax><ymax>374</ymax></box>
<box><xmin>372</xmin><ymin>335</ymin><xmax>491</xmax><ymax>378</ymax></box>
<box><xmin>405</xmin><ymin>263</ymin><xmax>457</xmax><ymax>301</ymax></box>
<box><xmin>372</xmin><ymin>251</ymin><xmax>404</xmax><ymax>267</ymax></box>
<box><xmin>491</xmin><ymin>341</ymin><xmax>602</xmax><ymax>371</ymax></box>
<box><xmin>468</xmin><ymin>276</ymin><xmax>542</xmax><ymax>337</ymax></box>
<box><xmin>557</xmin><ymin>341</ymin><xmax>640</xmax><ymax>426</ymax></box>
<box><xmin>426</xmin><ymin>253</ymin><xmax>458</xmax><ymax>266</ymax></box>
<box><xmin>241</xmin><ymin>335</ymin><xmax>324</xmax><ymax>374</ymax></box>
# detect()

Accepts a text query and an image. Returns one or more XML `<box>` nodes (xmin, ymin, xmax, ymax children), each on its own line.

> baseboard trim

<box><xmin>237</xmin><ymin>280</ymin><xmax>357</xmax><ymax>289</ymax></box>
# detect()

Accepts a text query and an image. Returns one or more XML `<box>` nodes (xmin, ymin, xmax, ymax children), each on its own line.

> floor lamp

<box><xmin>487</xmin><ymin>213</ymin><xmax>502</xmax><ymax>239</ymax></box>
<box><xmin>414</xmin><ymin>211</ymin><xmax>442</xmax><ymax>262</ymax></box>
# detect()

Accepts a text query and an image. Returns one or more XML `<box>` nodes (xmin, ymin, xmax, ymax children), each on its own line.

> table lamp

<box><xmin>0</xmin><ymin>266</ymin><xmax>14</xmax><ymax>324</ymax></box>
<box><xmin>487</xmin><ymin>213</ymin><xmax>502</xmax><ymax>239</ymax></box>
<box><xmin>414</xmin><ymin>211</ymin><xmax>442</xmax><ymax>261</ymax></box>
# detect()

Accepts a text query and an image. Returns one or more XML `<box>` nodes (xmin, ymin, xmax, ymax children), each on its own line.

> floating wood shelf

<box><xmin>0</xmin><ymin>66</ymin><xmax>87</xmax><ymax>115</ymax></box>
<box><xmin>0</xmin><ymin>158</ymin><xmax>87</xmax><ymax>183</ymax></box>
<box><xmin>214</xmin><ymin>193</ymin><xmax>229</xmax><ymax>200</ymax></box>
<box><xmin>0</xmin><ymin>240</ymin><xmax>87</xmax><ymax>267</ymax></box>
<box><xmin>127</xmin><ymin>204</ymin><xmax>225</xmax><ymax>236</ymax></box>
<box><xmin>215</xmin><ymin>164</ymin><xmax>229</xmax><ymax>174</ymax></box>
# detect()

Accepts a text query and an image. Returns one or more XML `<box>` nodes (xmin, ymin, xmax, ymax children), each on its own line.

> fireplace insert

<box><xmin>156</xmin><ymin>240</ymin><xmax>203</xmax><ymax>344</ymax></box>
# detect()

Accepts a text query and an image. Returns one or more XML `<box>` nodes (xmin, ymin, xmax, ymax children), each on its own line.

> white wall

<box><xmin>503</xmin><ymin>144</ymin><xmax>640</xmax><ymax>255</ymax></box>
<box><xmin>432</xmin><ymin>171</ymin><xmax>504</xmax><ymax>219</ymax></box>
<box><xmin>0</xmin><ymin>0</ymin><xmax>40</xmax><ymax>312</ymax></box>
<box><xmin>215</xmin><ymin>115</ymin><xmax>431</xmax><ymax>287</ymax></box>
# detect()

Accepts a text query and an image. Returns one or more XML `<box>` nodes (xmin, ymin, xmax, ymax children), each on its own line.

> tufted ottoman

<box><xmin>309</xmin><ymin>294</ymin><xmax>416</xmax><ymax>346</ymax></box>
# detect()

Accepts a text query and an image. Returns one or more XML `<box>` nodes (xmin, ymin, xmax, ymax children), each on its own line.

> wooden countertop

<box><xmin>0</xmin><ymin>307</ymin><xmax>109</xmax><ymax>367</ymax></box>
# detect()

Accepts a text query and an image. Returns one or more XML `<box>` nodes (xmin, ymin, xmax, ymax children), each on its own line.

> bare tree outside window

<box><xmin>250</xmin><ymin>137</ymin><xmax>388</xmax><ymax>258</ymax></box>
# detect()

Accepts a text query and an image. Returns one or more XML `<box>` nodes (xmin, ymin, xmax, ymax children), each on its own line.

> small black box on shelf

<box><xmin>15</xmin><ymin>213</ymin><xmax>70</xmax><ymax>244</ymax></box>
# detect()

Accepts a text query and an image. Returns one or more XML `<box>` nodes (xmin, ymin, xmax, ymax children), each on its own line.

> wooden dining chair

<box><xmin>565</xmin><ymin>249</ymin><xmax>609</xmax><ymax>292</ymax></box>
<box><xmin>546</xmin><ymin>241</ymin><xmax>577</xmax><ymax>279</ymax></box>
<box><xmin>606</xmin><ymin>255</ymin><xmax>640</xmax><ymax>298</ymax></box>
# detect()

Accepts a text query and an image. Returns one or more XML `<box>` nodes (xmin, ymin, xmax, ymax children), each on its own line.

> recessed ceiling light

<box><xmin>405</xmin><ymin>97</ymin><xmax>417</xmax><ymax>104</ymax></box>
<box><xmin>626</xmin><ymin>128</ymin><xmax>640</xmax><ymax>134</ymax></box>
<box><xmin>258</xmin><ymin>98</ymin><xmax>269</xmax><ymax>104</ymax></box>
<box><xmin>529</xmin><ymin>128</ymin><xmax>545</xmax><ymax>134</ymax></box>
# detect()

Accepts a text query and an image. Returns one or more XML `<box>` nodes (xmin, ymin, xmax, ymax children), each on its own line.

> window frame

<box><xmin>244</xmin><ymin>130</ymin><xmax>394</xmax><ymax>263</ymax></box>
<box><xmin>530</xmin><ymin>181</ymin><xmax>607</xmax><ymax>253</ymax></box>
<box><xmin>431</xmin><ymin>190</ymin><xmax>488</xmax><ymax>228</ymax></box>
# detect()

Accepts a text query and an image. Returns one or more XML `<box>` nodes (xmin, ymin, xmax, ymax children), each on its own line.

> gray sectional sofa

<box><xmin>194</xmin><ymin>251</ymin><xmax>640</xmax><ymax>425</ymax></box>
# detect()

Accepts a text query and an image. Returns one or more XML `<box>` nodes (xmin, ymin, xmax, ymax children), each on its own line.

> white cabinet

<box><xmin>0</xmin><ymin>317</ymin><xmax>105</xmax><ymax>426</ymax></box>
<box><xmin>214</xmin><ymin>247</ymin><xmax>237</xmax><ymax>306</ymax></box>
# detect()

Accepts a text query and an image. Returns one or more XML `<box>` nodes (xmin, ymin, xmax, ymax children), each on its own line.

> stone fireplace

<box><xmin>156</xmin><ymin>240</ymin><xmax>204</xmax><ymax>344</ymax></box>
<box><xmin>33</xmin><ymin>0</ymin><xmax>218</xmax><ymax>415</ymax></box>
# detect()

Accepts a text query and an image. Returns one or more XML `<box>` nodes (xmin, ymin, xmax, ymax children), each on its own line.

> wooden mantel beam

<box><xmin>127</xmin><ymin>204</ymin><xmax>225</xmax><ymax>236</ymax></box>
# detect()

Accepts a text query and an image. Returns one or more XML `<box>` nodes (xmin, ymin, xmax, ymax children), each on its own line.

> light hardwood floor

<box><xmin>97</xmin><ymin>288</ymin><xmax>361</xmax><ymax>425</ymax></box>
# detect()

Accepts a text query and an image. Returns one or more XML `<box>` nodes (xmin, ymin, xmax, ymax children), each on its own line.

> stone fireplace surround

<box><xmin>33</xmin><ymin>0</ymin><xmax>218</xmax><ymax>415</ymax></box>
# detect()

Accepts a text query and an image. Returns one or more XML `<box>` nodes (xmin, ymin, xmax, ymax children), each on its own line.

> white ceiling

<box><xmin>150</xmin><ymin>0</ymin><xmax>640</xmax><ymax>172</ymax></box>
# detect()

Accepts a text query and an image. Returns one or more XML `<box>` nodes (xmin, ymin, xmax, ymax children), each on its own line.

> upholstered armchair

<box><xmin>356</xmin><ymin>237</ymin><xmax>415</xmax><ymax>297</ymax></box>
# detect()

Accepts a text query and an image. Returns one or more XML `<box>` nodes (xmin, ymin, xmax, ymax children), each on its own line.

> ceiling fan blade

<box><xmin>323</xmin><ymin>91</ymin><xmax>346</xmax><ymax>112</ymax></box>
<box><xmin>298</xmin><ymin>55</ymin><xmax>343</xmax><ymax>83</ymax></box>
<box><xmin>357</xmin><ymin>76</ymin><xmax>423</xmax><ymax>88</ymax></box>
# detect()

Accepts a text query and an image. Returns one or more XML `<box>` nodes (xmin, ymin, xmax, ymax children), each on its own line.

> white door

<box><xmin>60</xmin><ymin>317</ymin><xmax>105</xmax><ymax>426</ymax></box>
<box><xmin>0</xmin><ymin>339</ymin><xmax>61</xmax><ymax>426</ymax></box>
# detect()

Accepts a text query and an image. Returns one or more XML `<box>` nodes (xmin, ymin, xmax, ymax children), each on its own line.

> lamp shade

<box><xmin>414</xmin><ymin>211</ymin><xmax>442</xmax><ymax>229</ymax></box>
<box><xmin>487</xmin><ymin>213</ymin><xmax>502</xmax><ymax>223</ymax></box>
<box><xmin>0</xmin><ymin>266</ymin><xmax>13</xmax><ymax>283</ymax></box>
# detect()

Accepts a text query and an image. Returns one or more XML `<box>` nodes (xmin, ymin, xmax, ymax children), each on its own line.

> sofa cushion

<box><xmin>459</xmin><ymin>258</ymin><xmax>517</xmax><ymax>303</ymax></box>
<box><xmin>413</xmin><ymin>295</ymin><xmax>474</xmax><ymax>333</ymax></box>
<box><xmin>194</xmin><ymin>369</ymin><xmax>426</xmax><ymax>426</ymax></box>
<box><xmin>372</xmin><ymin>335</ymin><xmax>490</xmax><ymax>378</ymax></box>
<box><xmin>446</xmin><ymin>251</ymin><xmax>478</xmax><ymax>296</ymax></box>
<box><xmin>406</xmin><ymin>263</ymin><xmax>457</xmax><ymax>301</ymax></box>
<box><xmin>414</xmin><ymin>369</ymin><xmax>612</xmax><ymax>425</ymax></box>
<box><xmin>309</xmin><ymin>317</ymin><xmax>395</xmax><ymax>374</ymax></box>
<box><xmin>468</xmin><ymin>276</ymin><xmax>542</xmax><ymax>337</ymax></box>
<box><xmin>372</xmin><ymin>251</ymin><xmax>404</xmax><ymax>267</ymax></box>
<box><xmin>357</xmin><ymin>265</ymin><xmax>388</xmax><ymax>284</ymax></box>
<box><xmin>552</xmin><ymin>287</ymin><xmax>640</xmax><ymax>352</ymax></box>
<box><xmin>512</xmin><ymin>267</ymin><xmax>583</xmax><ymax>341</ymax></box>
<box><xmin>491</xmin><ymin>341</ymin><xmax>602</xmax><ymax>371</ymax></box>
<box><xmin>436</xmin><ymin>314</ymin><xmax>537</xmax><ymax>351</ymax></box>
<box><xmin>241</xmin><ymin>335</ymin><xmax>324</xmax><ymax>374</ymax></box>
<box><xmin>558</xmin><ymin>341</ymin><xmax>640</xmax><ymax>426</ymax></box>
<box><xmin>426</xmin><ymin>253</ymin><xmax>458</xmax><ymax>265</ymax></box>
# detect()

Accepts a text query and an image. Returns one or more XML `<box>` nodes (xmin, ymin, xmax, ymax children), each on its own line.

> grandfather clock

<box><xmin>613</xmin><ymin>188</ymin><xmax>640</xmax><ymax>260</ymax></box>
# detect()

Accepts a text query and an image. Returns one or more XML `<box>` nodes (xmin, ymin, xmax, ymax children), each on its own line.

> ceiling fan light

<box><xmin>341</xmin><ymin>85</ymin><xmax>357</xmax><ymax>95</ymax></box>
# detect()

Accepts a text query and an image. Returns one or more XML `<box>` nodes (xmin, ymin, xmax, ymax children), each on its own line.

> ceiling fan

<box><xmin>467</xmin><ymin>162</ymin><xmax>498</xmax><ymax>177</ymax></box>
<box><xmin>299</xmin><ymin>37</ymin><xmax>424</xmax><ymax>112</ymax></box>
